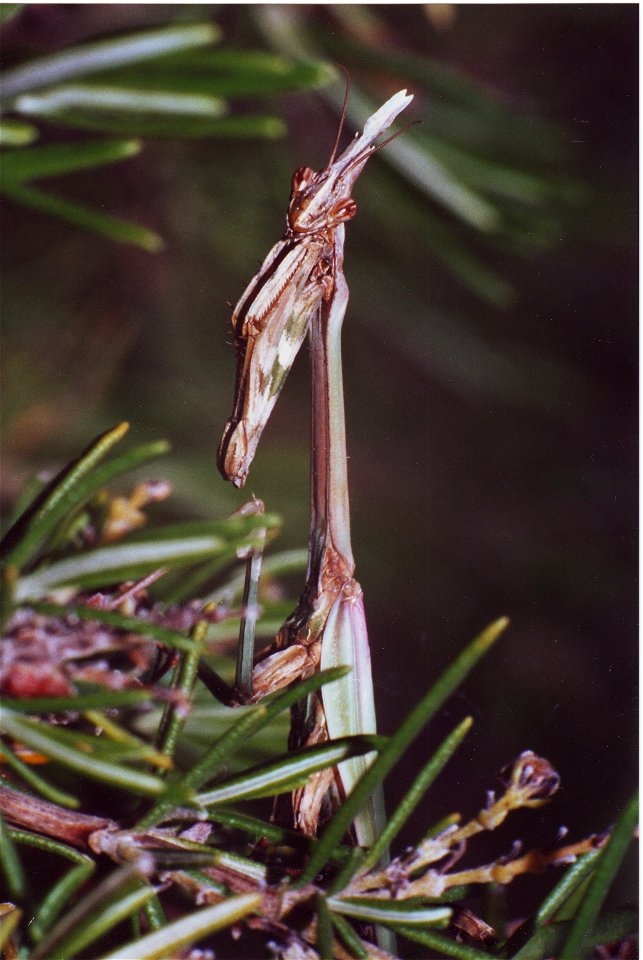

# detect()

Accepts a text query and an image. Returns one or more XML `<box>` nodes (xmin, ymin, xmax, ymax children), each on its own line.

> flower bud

<box><xmin>498</xmin><ymin>750</ymin><xmax>560</xmax><ymax>807</ymax></box>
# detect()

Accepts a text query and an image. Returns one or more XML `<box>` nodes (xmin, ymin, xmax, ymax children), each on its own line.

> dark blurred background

<box><xmin>1</xmin><ymin>4</ymin><xmax>637</xmax><ymax>915</ymax></box>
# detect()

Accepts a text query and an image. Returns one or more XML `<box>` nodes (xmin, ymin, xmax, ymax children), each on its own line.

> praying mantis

<box><xmin>218</xmin><ymin>85</ymin><xmax>413</xmax><ymax>847</ymax></box>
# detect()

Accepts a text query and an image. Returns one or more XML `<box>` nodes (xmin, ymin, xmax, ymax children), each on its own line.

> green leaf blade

<box><xmin>15</xmin><ymin>534</ymin><xmax>230</xmax><ymax>600</ymax></box>
<box><xmin>513</xmin><ymin>909</ymin><xmax>638</xmax><ymax>960</ymax></box>
<box><xmin>0</xmin><ymin>5</ymin><xmax>23</xmax><ymax>27</ymax></box>
<box><xmin>0</xmin><ymin>709</ymin><xmax>168</xmax><ymax>796</ymax></box>
<box><xmin>30</xmin><ymin>860</ymin><xmax>96</xmax><ymax>943</ymax></box>
<box><xmin>299</xmin><ymin>618</ymin><xmax>508</xmax><ymax>884</ymax></box>
<box><xmin>197</xmin><ymin>735</ymin><xmax>382</xmax><ymax>805</ymax></box>
<box><xmin>0</xmin><ymin>118</ymin><xmax>38</xmax><ymax>146</ymax></box>
<box><xmin>0</xmin><ymin>745</ymin><xmax>80</xmax><ymax>808</ymax></box>
<box><xmin>328</xmin><ymin>896</ymin><xmax>451</xmax><ymax>927</ymax></box>
<box><xmin>0</xmin><ymin>138</ymin><xmax>141</xmax><ymax>183</ymax></box>
<box><xmin>185</xmin><ymin>666</ymin><xmax>352</xmax><ymax>794</ymax></box>
<box><xmin>1</xmin><ymin>23</ymin><xmax>221</xmax><ymax>101</ymax></box>
<box><xmin>2</xmin><ymin>439</ymin><xmax>168</xmax><ymax>557</ymax></box>
<box><xmin>535</xmin><ymin>847</ymin><xmax>604</xmax><ymax>927</ymax></box>
<box><xmin>330</xmin><ymin>912</ymin><xmax>368</xmax><ymax>958</ymax></box>
<box><xmin>1</xmin><ymin>181</ymin><xmax>164</xmax><ymax>250</ymax></box>
<box><xmin>97</xmin><ymin>893</ymin><xmax>261</xmax><ymax>960</ymax></box>
<box><xmin>0</xmin><ymin>814</ymin><xmax>25</xmax><ymax>899</ymax></box>
<box><xmin>52</xmin><ymin>881</ymin><xmax>159</xmax><ymax>959</ymax></box>
<box><xmin>93</xmin><ymin>50</ymin><xmax>334</xmax><ymax>98</ymax></box>
<box><xmin>559</xmin><ymin>789</ymin><xmax>638</xmax><ymax>960</ymax></box>
<box><xmin>9</xmin><ymin>827</ymin><xmax>95</xmax><ymax>864</ymax></box>
<box><xmin>2</xmin><ymin>689</ymin><xmax>150</xmax><ymax>714</ymax></box>
<box><xmin>361</xmin><ymin>715</ymin><xmax>473</xmax><ymax>872</ymax></box>
<box><xmin>15</xmin><ymin>85</ymin><xmax>227</xmax><ymax>120</ymax></box>
<box><xmin>393</xmin><ymin>923</ymin><xmax>493</xmax><ymax>960</ymax></box>
<box><xmin>34</xmin><ymin>113</ymin><xmax>288</xmax><ymax>139</ymax></box>
<box><xmin>0</xmin><ymin>421</ymin><xmax>130</xmax><ymax>573</ymax></box>
<box><xmin>138</xmin><ymin>667</ymin><xmax>352</xmax><ymax>829</ymax></box>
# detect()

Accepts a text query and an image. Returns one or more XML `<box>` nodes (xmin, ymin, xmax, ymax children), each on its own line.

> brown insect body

<box><xmin>218</xmin><ymin>235</ymin><xmax>328</xmax><ymax>487</ymax></box>
<box><xmin>217</xmin><ymin>90</ymin><xmax>412</xmax><ymax>488</ymax></box>
<box><xmin>286</xmin><ymin>164</ymin><xmax>357</xmax><ymax>237</ymax></box>
<box><xmin>217</xmin><ymin>89</ymin><xmax>413</xmax><ymax>845</ymax></box>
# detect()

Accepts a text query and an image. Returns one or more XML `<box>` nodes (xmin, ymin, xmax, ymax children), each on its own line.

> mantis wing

<box><xmin>319</xmin><ymin>588</ymin><xmax>383</xmax><ymax>847</ymax></box>
<box><xmin>218</xmin><ymin>236</ymin><xmax>330</xmax><ymax>487</ymax></box>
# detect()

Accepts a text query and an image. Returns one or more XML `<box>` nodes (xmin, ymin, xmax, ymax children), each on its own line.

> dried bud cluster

<box><xmin>498</xmin><ymin>749</ymin><xmax>561</xmax><ymax>804</ymax></box>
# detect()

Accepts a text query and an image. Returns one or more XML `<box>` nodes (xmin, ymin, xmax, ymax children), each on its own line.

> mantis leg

<box><xmin>251</xmin><ymin>227</ymin><xmax>382</xmax><ymax>846</ymax></box>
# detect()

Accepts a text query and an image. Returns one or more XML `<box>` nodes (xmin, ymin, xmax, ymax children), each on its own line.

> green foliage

<box><xmin>0</xmin><ymin>423</ymin><xmax>277</xmax><ymax>612</ymax></box>
<box><xmin>254</xmin><ymin>5</ymin><xmax>583</xmax><ymax>307</ymax></box>
<box><xmin>559</xmin><ymin>791</ymin><xmax>639</xmax><ymax>960</ymax></box>
<box><xmin>0</xmin><ymin>5</ymin><xmax>23</xmax><ymax>27</ymax></box>
<box><xmin>0</xmin><ymin>16</ymin><xmax>331</xmax><ymax>247</ymax></box>
<box><xmin>0</xmin><ymin>9</ymin><xmax>636</xmax><ymax>956</ymax></box>
<box><xmin>0</xmin><ymin>427</ymin><xmax>635</xmax><ymax>957</ymax></box>
<box><xmin>299</xmin><ymin>618</ymin><xmax>506</xmax><ymax>885</ymax></box>
<box><xmin>98</xmin><ymin>894</ymin><xmax>263</xmax><ymax>960</ymax></box>
<box><xmin>2</xmin><ymin>5</ymin><xmax>581</xmax><ymax>297</ymax></box>
<box><xmin>361</xmin><ymin>715</ymin><xmax>473</xmax><ymax>872</ymax></box>
<box><xmin>393</xmin><ymin>925</ymin><xmax>493</xmax><ymax>960</ymax></box>
<box><xmin>0</xmin><ymin>814</ymin><xmax>25</xmax><ymax>899</ymax></box>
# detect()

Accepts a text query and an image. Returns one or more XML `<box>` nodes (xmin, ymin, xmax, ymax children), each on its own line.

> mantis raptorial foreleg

<box><xmin>219</xmin><ymin>87</ymin><xmax>413</xmax><ymax>845</ymax></box>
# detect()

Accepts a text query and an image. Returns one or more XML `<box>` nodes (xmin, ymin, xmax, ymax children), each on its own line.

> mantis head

<box><xmin>286</xmin><ymin>87</ymin><xmax>414</xmax><ymax>236</ymax></box>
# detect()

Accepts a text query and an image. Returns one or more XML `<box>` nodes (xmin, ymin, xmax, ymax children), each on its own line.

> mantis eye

<box><xmin>291</xmin><ymin>166</ymin><xmax>314</xmax><ymax>194</ymax></box>
<box><xmin>331</xmin><ymin>198</ymin><xmax>357</xmax><ymax>223</ymax></box>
